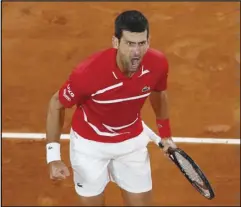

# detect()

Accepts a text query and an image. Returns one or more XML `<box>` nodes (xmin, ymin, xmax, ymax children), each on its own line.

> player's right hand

<box><xmin>48</xmin><ymin>160</ymin><xmax>70</xmax><ymax>180</ymax></box>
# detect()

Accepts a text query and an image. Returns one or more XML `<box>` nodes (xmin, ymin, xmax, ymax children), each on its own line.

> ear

<box><xmin>147</xmin><ymin>36</ymin><xmax>151</xmax><ymax>49</ymax></box>
<box><xmin>112</xmin><ymin>36</ymin><xmax>119</xmax><ymax>49</ymax></box>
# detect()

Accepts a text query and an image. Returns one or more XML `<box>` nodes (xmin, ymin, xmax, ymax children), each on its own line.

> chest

<box><xmin>90</xmin><ymin>73</ymin><xmax>155</xmax><ymax>102</ymax></box>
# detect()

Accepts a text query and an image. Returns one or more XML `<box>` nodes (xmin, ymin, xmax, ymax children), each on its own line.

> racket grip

<box><xmin>158</xmin><ymin>142</ymin><xmax>175</xmax><ymax>154</ymax></box>
<box><xmin>158</xmin><ymin>142</ymin><xmax>164</xmax><ymax>148</ymax></box>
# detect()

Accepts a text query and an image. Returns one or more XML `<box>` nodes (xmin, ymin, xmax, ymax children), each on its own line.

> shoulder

<box><xmin>73</xmin><ymin>48</ymin><xmax>115</xmax><ymax>77</ymax></box>
<box><xmin>143</xmin><ymin>48</ymin><xmax>168</xmax><ymax>71</ymax></box>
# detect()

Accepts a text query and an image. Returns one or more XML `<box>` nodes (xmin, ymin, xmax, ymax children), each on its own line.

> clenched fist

<box><xmin>49</xmin><ymin>160</ymin><xmax>70</xmax><ymax>180</ymax></box>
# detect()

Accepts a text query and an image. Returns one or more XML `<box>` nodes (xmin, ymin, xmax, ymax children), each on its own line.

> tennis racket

<box><xmin>143</xmin><ymin>123</ymin><xmax>215</xmax><ymax>200</ymax></box>
<box><xmin>158</xmin><ymin>142</ymin><xmax>215</xmax><ymax>200</ymax></box>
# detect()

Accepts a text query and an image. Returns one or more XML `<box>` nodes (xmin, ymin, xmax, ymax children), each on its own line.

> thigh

<box><xmin>109</xmin><ymin>146</ymin><xmax>152</xmax><ymax>194</ymax></box>
<box><xmin>72</xmin><ymin>170</ymin><xmax>109</xmax><ymax>198</ymax></box>
<box><xmin>70</xmin><ymin>130</ymin><xmax>110</xmax><ymax>197</ymax></box>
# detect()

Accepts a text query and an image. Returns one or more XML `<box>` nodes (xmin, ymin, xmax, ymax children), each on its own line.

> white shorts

<box><xmin>69</xmin><ymin>129</ymin><xmax>152</xmax><ymax>197</ymax></box>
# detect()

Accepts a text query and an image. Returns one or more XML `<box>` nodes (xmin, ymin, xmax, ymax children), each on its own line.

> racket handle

<box><xmin>158</xmin><ymin>142</ymin><xmax>164</xmax><ymax>148</ymax></box>
<box><xmin>158</xmin><ymin>142</ymin><xmax>175</xmax><ymax>154</ymax></box>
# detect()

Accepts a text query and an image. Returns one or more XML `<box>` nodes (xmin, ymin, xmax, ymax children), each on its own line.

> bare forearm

<box><xmin>149</xmin><ymin>91</ymin><xmax>169</xmax><ymax>119</ymax></box>
<box><xmin>46</xmin><ymin>93</ymin><xmax>65</xmax><ymax>143</ymax></box>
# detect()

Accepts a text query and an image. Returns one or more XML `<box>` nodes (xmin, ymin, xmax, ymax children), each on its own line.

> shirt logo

<box><xmin>63</xmin><ymin>89</ymin><xmax>71</xmax><ymax>101</ymax></box>
<box><xmin>77</xmin><ymin>183</ymin><xmax>83</xmax><ymax>188</ymax></box>
<box><xmin>67</xmin><ymin>84</ymin><xmax>75</xmax><ymax>97</ymax></box>
<box><xmin>142</xmin><ymin>86</ymin><xmax>150</xmax><ymax>93</ymax></box>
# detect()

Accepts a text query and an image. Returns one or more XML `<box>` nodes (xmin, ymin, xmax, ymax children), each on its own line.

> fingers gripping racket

<box><xmin>143</xmin><ymin>122</ymin><xmax>215</xmax><ymax>200</ymax></box>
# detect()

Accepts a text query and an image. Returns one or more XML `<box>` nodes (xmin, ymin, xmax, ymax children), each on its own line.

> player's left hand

<box><xmin>160</xmin><ymin>138</ymin><xmax>177</xmax><ymax>156</ymax></box>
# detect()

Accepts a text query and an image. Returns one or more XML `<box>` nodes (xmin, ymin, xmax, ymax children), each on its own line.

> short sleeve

<box><xmin>58</xmin><ymin>67</ymin><xmax>90</xmax><ymax>108</ymax></box>
<box><xmin>153</xmin><ymin>55</ymin><xmax>169</xmax><ymax>92</ymax></box>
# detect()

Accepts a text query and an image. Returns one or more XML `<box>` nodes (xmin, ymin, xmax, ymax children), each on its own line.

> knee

<box><xmin>77</xmin><ymin>192</ymin><xmax>105</xmax><ymax>206</ymax></box>
<box><xmin>121</xmin><ymin>190</ymin><xmax>153</xmax><ymax>206</ymax></box>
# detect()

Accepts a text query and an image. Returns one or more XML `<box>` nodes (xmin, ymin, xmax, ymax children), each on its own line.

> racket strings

<box><xmin>172</xmin><ymin>151</ymin><xmax>214</xmax><ymax>199</ymax></box>
<box><xmin>175</xmin><ymin>153</ymin><xmax>204</xmax><ymax>185</ymax></box>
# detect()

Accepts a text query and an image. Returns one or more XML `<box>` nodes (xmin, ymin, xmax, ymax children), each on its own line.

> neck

<box><xmin>116</xmin><ymin>51</ymin><xmax>133</xmax><ymax>77</ymax></box>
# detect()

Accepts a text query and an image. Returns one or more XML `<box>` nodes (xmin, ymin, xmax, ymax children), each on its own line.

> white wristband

<box><xmin>46</xmin><ymin>142</ymin><xmax>61</xmax><ymax>164</ymax></box>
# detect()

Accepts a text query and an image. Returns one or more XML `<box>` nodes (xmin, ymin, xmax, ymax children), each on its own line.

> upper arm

<box><xmin>58</xmin><ymin>68</ymin><xmax>90</xmax><ymax>108</ymax></box>
<box><xmin>152</xmin><ymin>55</ymin><xmax>169</xmax><ymax>92</ymax></box>
<box><xmin>149</xmin><ymin>90</ymin><xmax>167</xmax><ymax>109</ymax></box>
<box><xmin>49</xmin><ymin>91</ymin><xmax>65</xmax><ymax>110</ymax></box>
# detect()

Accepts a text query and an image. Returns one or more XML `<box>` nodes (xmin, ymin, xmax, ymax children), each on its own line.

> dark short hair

<box><xmin>114</xmin><ymin>10</ymin><xmax>149</xmax><ymax>40</ymax></box>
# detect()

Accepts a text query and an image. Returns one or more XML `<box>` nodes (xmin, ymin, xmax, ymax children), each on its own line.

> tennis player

<box><xmin>46</xmin><ymin>10</ymin><xmax>177</xmax><ymax>206</ymax></box>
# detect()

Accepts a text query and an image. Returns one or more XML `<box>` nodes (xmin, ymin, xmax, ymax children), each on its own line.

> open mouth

<box><xmin>131</xmin><ymin>58</ymin><xmax>140</xmax><ymax>68</ymax></box>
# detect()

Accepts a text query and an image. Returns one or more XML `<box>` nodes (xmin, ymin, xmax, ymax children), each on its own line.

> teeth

<box><xmin>132</xmin><ymin>59</ymin><xmax>139</xmax><ymax>65</ymax></box>
<box><xmin>133</xmin><ymin>60</ymin><xmax>138</xmax><ymax>64</ymax></box>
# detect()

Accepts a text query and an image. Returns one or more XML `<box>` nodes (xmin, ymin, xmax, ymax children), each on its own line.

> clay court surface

<box><xmin>2</xmin><ymin>2</ymin><xmax>240</xmax><ymax>206</ymax></box>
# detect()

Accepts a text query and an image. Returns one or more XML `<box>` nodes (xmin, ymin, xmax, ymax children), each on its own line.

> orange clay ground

<box><xmin>2</xmin><ymin>2</ymin><xmax>240</xmax><ymax>206</ymax></box>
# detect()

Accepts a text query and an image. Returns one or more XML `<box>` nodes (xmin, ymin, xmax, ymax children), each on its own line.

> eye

<box><xmin>139</xmin><ymin>41</ymin><xmax>146</xmax><ymax>46</ymax></box>
<box><xmin>127</xmin><ymin>42</ymin><xmax>135</xmax><ymax>46</ymax></box>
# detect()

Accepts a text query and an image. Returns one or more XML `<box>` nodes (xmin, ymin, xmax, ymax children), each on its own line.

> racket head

<box><xmin>158</xmin><ymin>143</ymin><xmax>215</xmax><ymax>200</ymax></box>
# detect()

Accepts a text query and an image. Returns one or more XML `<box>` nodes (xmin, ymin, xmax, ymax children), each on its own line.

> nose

<box><xmin>132</xmin><ymin>45</ymin><xmax>141</xmax><ymax>56</ymax></box>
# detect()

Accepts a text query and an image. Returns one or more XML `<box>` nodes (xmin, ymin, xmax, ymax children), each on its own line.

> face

<box><xmin>113</xmin><ymin>30</ymin><xmax>150</xmax><ymax>73</ymax></box>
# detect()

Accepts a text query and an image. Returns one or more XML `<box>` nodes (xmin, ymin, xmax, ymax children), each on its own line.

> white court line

<box><xmin>1</xmin><ymin>132</ymin><xmax>240</xmax><ymax>144</ymax></box>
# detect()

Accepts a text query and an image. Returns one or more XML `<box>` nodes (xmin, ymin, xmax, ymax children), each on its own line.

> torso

<box><xmin>71</xmin><ymin>48</ymin><xmax>168</xmax><ymax>143</ymax></box>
